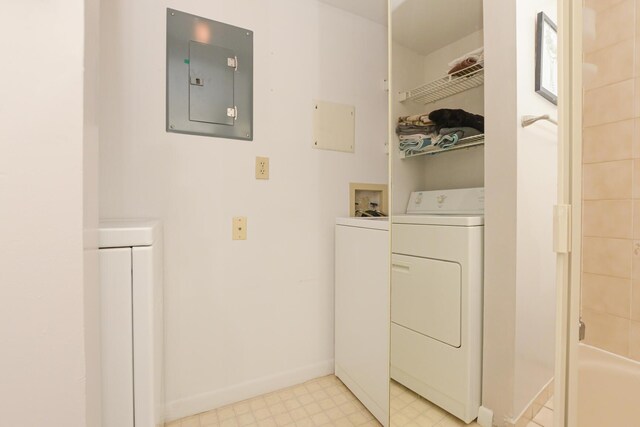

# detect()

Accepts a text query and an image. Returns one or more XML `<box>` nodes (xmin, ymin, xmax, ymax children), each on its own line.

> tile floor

<box><xmin>167</xmin><ymin>376</ymin><xmax>487</xmax><ymax>427</ymax></box>
<box><xmin>390</xmin><ymin>380</ymin><xmax>481</xmax><ymax>427</ymax></box>
<box><xmin>165</xmin><ymin>375</ymin><xmax>381</xmax><ymax>427</ymax></box>
<box><xmin>526</xmin><ymin>397</ymin><xmax>553</xmax><ymax>427</ymax></box>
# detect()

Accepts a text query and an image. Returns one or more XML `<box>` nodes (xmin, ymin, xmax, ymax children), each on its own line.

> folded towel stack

<box><xmin>395</xmin><ymin>114</ymin><xmax>436</xmax><ymax>155</ymax></box>
<box><xmin>447</xmin><ymin>47</ymin><xmax>484</xmax><ymax>76</ymax></box>
<box><xmin>396</xmin><ymin>109</ymin><xmax>484</xmax><ymax>156</ymax></box>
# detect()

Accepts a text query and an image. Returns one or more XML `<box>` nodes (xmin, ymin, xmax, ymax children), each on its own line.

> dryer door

<box><xmin>391</xmin><ymin>254</ymin><xmax>461</xmax><ymax>347</ymax></box>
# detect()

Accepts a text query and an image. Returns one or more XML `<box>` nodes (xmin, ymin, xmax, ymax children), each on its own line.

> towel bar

<box><xmin>521</xmin><ymin>114</ymin><xmax>558</xmax><ymax>127</ymax></box>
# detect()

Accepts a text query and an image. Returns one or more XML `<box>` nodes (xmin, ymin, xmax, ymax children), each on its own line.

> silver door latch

<box><xmin>227</xmin><ymin>56</ymin><xmax>238</xmax><ymax>71</ymax></box>
<box><xmin>227</xmin><ymin>106</ymin><xmax>238</xmax><ymax>119</ymax></box>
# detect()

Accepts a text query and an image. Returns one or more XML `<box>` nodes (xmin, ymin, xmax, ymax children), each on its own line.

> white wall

<box><xmin>0</xmin><ymin>1</ymin><xmax>88</xmax><ymax>425</ymax></box>
<box><xmin>422</xmin><ymin>30</ymin><xmax>484</xmax><ymax>83</ymax></box>
<box><xmin>99</xmin><ymin>0</ymin><xmax>389</xmax><ymax>421</ymax></box>
<box><xmin>513</xmin><ymin>0</ymin><xmax>557</xmax><ymax>415</ymax></box>
<box><xmin>483</xmin><ymin>0</ymin><xmax>557</xmax><ymax>423</ymax></box>
<box><xmin>482</xmin><ymin>0</ymin><xmax>519</xmax><ymax>421</ymax></box>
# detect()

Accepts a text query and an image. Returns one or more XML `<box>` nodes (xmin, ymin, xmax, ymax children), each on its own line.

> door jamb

<box><xmin>554</xmin><ymin>0</ymin><xmax>582</xmax><ymax>426</ymax></box>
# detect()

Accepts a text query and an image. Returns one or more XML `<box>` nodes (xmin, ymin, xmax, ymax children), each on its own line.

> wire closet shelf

<box><xmin>399</xmin><ymin>61</ymin><xmax>484</xmax><ymax>105</ymax></box>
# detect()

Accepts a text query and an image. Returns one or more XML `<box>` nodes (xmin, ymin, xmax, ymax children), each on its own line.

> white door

<box><xmin>556</xmin><ymin>1</ymin><xmax>587</xmax><ymax>425</ymax></box>
<box><xmin>335</xmin><ymin>224</ymin><xmax>390</xmax><ymax>426</ymax></box>
<box><xmin>100</xmin><ymin>248</ymin><xmax>134</xmax><ymax>427</ymax></box>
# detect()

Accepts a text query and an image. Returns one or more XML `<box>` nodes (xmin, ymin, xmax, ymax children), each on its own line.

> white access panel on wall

<box><xmin>313</xmin><ymin>100</ymin><xmax>355</xmax><ymax>152</ymax></box>
<box><xmin>100</xmin><ymin>220</ymin><xmax>164</xmax><ymax>427</ymax></box>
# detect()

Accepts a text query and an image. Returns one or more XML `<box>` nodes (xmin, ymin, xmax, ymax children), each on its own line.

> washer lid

<box><xmin>406</xmin><ymin>187</ymin><xmax>484</xmax><ymax>215</ymax></box>
<box><xmin>393</xmin><ymin>214</ymin><xmax>484</xmax><ymax>226</ymax></box>
<box><xmin>335</xmin><ymin>217</ymin><xmax>389</xmax><ymax>230</ymax></box>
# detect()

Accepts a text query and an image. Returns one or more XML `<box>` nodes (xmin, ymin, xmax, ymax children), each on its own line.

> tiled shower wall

<box><xmin>581</xmin><ymin>0</ymin><xmax>640</xmax><ymax>361</ymax></box>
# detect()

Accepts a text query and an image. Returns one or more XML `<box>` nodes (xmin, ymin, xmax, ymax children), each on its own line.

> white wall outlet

<box><xmin>255</xmin><ymin>156</ymin><xmax>269</xmax><ymax>180</ymax></box>
<box><xmin>232</xmin><ymin>216</ymin><xmax>247</xmax><ymax>240</ymax></box>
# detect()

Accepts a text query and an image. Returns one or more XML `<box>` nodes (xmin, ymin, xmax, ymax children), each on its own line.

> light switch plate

<box><xmin>232</xmin><ymin>216</ymin><xmax>247</xmax><ymax>240</ymax></box>
<box><xmin>255</xmin><ymin>156</ymin><xmax>269</xmax><ymax>180</ymax></box>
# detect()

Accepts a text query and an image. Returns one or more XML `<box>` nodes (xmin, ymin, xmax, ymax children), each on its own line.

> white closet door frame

<box><xmin>555</xmin><ymin>0</ymin><xmax>582</xmax><ymax>426</ymax></box>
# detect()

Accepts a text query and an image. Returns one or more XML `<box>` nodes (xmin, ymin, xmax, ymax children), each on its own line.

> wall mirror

<box><xmin>389</xmin><ymin>0</ymin><xmax>485</xmax><ymax>425</ymax></box>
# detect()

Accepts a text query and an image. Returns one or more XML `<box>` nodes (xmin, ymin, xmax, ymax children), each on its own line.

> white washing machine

<box><xmin>391</xmin><ymin>188</ymin><xmax>483</xmax><ymax>424</ymax></box>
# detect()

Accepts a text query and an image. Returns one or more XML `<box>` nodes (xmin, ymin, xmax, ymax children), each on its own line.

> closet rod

<box><xmin>521</xmin><ymin>114</ymin><xmax>558</xmax><ymax>127</ymax></box>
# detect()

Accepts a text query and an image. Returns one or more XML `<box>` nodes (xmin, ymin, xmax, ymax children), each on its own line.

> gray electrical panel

<box><xmin>166</xmin><ymin>9</ymin><xmax>253</xmax><ymax>140</ymax></box>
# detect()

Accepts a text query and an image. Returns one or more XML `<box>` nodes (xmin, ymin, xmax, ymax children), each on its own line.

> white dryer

<box><xmin>391</xmin><ymin>188</ymin><xmax>483</xmax><ymax>424</ymax></box>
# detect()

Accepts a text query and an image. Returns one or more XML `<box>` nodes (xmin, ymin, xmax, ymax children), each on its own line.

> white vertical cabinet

<box><xmin>335</xmin><ymin>218</ymin><xmax>389</xmax><ymax>426</ymax></box>
<box><xmin>99</xmin><ymin>220</ymin><xmax>164</xmax><ymax>427</ymax></box>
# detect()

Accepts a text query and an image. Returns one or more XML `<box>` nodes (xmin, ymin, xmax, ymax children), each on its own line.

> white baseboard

<box><xmin>477</xmin><ymin>406</ymin><xmax>494</xmax><ymax>427</ymax></box>
<box><xmin>165</xmin><ymin>359</ymin><xmax>335</xmax><ymax>422</ymax></box>
<box><xmin>507</xmin><ymin>377</ymin><xmax>554</xmax><ymax>427</ymax></box>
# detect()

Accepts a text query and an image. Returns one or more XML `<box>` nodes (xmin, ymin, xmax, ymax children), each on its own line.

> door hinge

<box><xmin>227</xmin><ymin>106</ymin><xmax>238</xmax><ymax>119</ymax></box>
<box><xmin>189</xmin><ymin>76</ymin><xmax>204</xmax><ymax>86</ymax></box>
<box><xmin>227</xmin><ymin>56</ymin><xmax>238</xmax><ymax>71</ymax></box>
<box><xmin>553</xmin><ymin>204</ymin><xmax>571</xmax><ymax>254</ymax></box>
